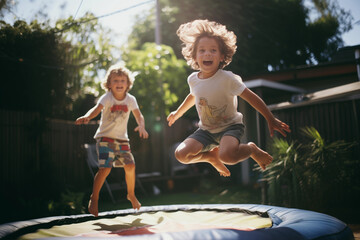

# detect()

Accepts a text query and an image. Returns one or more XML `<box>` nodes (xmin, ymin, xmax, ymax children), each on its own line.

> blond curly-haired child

<box><xmin>167</xmin><ymin>20</ymin><xmax>290</xmax><ymax>177</ymax></box>
<box><xmin>76</xmin><ymin>64</ymin><xmax>148</xmax><ymax>216</ymax></box>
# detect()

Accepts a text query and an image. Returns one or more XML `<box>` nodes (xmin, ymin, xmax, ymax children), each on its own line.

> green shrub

<box><xmin>48</xmin><ymin>190</ymin><xmax>86</xmax><ymax>215</ymax></box>
<box><xmin>258</xmin><ymin>127</ymin><xmax>357</xmax><ymax>211</ymax></box>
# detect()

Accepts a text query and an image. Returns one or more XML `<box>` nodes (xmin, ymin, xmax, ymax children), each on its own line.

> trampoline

<box><xmin>0</xmin><ymin>204</ymin><xmax>354</xmax><ymax>240</ymax></box>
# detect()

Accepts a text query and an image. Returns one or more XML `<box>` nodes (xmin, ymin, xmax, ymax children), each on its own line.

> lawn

<box><xmin>99</xmin><ymin>176</ymin><xmax>263</xmax><ymax>212</ymax></box>
<box><xmin>0</xmin><ymin>174</ymin><xmax>262</xmax><ymax>225</ymax></box>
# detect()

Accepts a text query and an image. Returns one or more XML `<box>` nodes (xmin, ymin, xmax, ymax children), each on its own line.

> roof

<box><xmin>268</xmin><ymin>81</ymin><xmax>360</xmax><ymax>110</ymax></box>
<box><xmin>245</xmin><ymin>79</ymin><xmax>305</xmax><ymax>93</ymax></box>
<box><xmin>245</xmin><ymin>45</ymin><xmax>360</xmax><ymax>84</ymax></box>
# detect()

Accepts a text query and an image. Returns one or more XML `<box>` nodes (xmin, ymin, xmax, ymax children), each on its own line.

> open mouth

<box><xmin>203</xmin><ymin>61</ymin><xmax>213</xmax><ymax>66</ymax></box>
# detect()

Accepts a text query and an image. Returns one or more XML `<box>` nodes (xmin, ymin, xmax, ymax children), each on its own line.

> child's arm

<box><xmin>75</xmin><ymin>104</ymin><xmax>103</xmax><ymax>125</ymax></box>
<box><xmin>240</xmin><ymin>88</ymin><xmax>291</xmax><ymax>137</ymax></box>
<box><xmin>132</xmin><ymin>109</ymin><xmax>149</xmax><ymax>139</ymax></box>
<box><xmin>167</xmin><ymin>93</ymin><xmax>195</xmax><ymax>127</ymax></box>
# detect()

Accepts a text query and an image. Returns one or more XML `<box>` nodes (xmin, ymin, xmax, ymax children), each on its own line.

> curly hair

<box><xmin>101</xmin><ymin>63</ymin><xmax>135</xmax><ymax>92</ymax></box>
<box><xmin>176</xmin><ymin>19</ymin><xmax>237</xmax><ymax>70</ymax></box>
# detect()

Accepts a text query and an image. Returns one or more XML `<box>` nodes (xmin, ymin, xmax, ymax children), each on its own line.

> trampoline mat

<box><xmin>18</xmin><ymin>208</ymin><xmax>272</xmax><ymax>239</ymax></box>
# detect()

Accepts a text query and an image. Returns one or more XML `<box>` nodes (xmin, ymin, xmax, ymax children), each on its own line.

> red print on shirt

<box><xmin>111</xmin><ymin>105</ymin><xmax>128</xmax><ymax>113</ymax></box>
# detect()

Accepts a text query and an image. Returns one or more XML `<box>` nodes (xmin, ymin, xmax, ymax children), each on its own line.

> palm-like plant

<box><xmin>258</xmin><ymin>138</ymin><xmax>303</xmax><ymax>207</ymax></box>
<box><xmin>258</xmin><ymin>126</ymin><xmax>357</xmax><ymax>210</ymax></box>
<box><xmin>299</xmin><ymin>127</ymin><xmax>356</xmax><ymax>210</ymax></box>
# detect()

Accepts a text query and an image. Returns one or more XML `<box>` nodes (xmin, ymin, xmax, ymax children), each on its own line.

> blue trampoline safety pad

<box><xmin>0</xmin><ymin>204</ymin><xmax>354</xmax><ymax>240</ymax></box>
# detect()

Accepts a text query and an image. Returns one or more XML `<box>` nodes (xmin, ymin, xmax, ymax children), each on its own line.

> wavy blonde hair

<box><xmin>101</xmin><ymin>63</ymin><xmax>135</xmax><ymax>92</ymax></box>
<box><xmin>177</xmin><ymin>19</ymin><xmax>237</xmax><ymax>70</ymax></box>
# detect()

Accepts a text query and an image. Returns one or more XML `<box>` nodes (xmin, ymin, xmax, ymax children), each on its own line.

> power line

<box><xmin>73</xmin><ymin>0</ymin><xmax>84</xmax><ymax>20</ymax></box>
<box><xmin>92</xmin><ymin>0</ymin><xmax>154</xmax><ymax>20</ymax></box>
<box><xmin>54</xmin><ymin>0</ymin><xmax>154</xmax><ymax>33</ymax></box>
<box><xmin>1</xmin><ymin>0</ymin><xmax>156</xmax><ymax>69</ymax></box>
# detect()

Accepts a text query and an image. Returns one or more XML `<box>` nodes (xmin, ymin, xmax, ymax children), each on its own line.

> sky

<box><xmin>332</xmin><ymin>0</ymin><xmax>360</xmax><ymax>46</ymax></box>
<box><xmin>2</xmin><ymin>0</ymin><xmax>360</xmax><ymax>48</ymax></box>
<box><xmin>2</xmin><ymin>0</ymin><xmax>155</xmax><ymax>47</ymax></box>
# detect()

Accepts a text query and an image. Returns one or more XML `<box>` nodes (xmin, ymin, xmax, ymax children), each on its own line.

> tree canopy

<box><xmin>121</xmin><ymin>42</ymin><xmax>190</xmax><ymax>127</ymax></box>
<box><xmin>0</xmin><ymin>20</ymin><xmax>67</xmax><ymax>116</ymax></box>
<box><xmin>127</xmin><ymin>0</ymin><xmax>353</xmax><ymax>77</ymax></box>
<box><xmin>0</xmin><ymin>0</ymin><xmax>353</xmax><ymax>120</ymax></box>
<box><xmin>0</xmin><ymin>13</ymin><xmax>115</xmax><ymax>119</ymax></box>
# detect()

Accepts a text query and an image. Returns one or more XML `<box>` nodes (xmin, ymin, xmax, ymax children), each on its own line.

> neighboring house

<box><xmin>247</xmin><ymin>44</ymin><xmax>360</xmax><ymax>93</ymax></box>
<box><xmin>238</xmin><ymin>45</ymin><xmax>360</xmax><ymax>185</ymax></box>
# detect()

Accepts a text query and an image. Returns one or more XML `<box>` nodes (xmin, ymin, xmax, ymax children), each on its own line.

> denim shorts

<box><xmin>187</xmin><ymin>124</ymin><xmax>245</xmax><ymax>152</ymax></box>
<box><xmin>96</xmin><ymin>137</ymin><xmax>135</xmax><ymax>168</ymax></box>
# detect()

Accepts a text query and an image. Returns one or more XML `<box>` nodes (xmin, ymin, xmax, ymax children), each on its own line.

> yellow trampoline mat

<box><xmin>19</xmin><ymin>210</ymin><xmax>272</xmax><ymax>239</ymax></box>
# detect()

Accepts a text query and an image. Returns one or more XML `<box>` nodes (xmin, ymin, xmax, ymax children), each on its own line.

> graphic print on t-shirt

<box><xmin>108</xmin><ymin>104</ymin><xmax>128</xmax><ymax>122</ymax></box>
<box><xmin>198</xmin><ymin>97</ymin><xmax>228</xmax><ymax>127</ymax></box>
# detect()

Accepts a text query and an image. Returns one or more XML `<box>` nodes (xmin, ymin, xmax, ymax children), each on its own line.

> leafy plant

<box><xmin>128</xmin><ymin>0</ymin><xmax>353</xmax><ymax>76</ymax></box>
<box><xmin>298</xmin><ymin>127</ymin><xmax>357</xmax><ymax>210</ymax></box>
<box><xmin>48</xmin><ymin>190</ymin><xmax>86</xmax><ymax>215</ymax></box>
<box><xmin>121</xmin><ymin>42</ymin><xmax>191</xmax><ymax>131</ymax></box>
<box><xmin>258</xmin><ymin>126</ymin><xmax>357</xmax><ymax>211</ymax></box>
<box><xmin>258</xmin><ymin>137</ymin><xmax>303</xmax><ymax>206</ymax></box>
<box><xmin>0</xmin><ymin>14</ymin><xmax>116</xmax><ymax>119</ymax></box>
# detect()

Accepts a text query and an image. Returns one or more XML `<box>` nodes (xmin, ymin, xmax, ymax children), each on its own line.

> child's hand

<box><xmin>134</xmin><ymin>126</ymin><xmax>149</xmax><ymax>139</ymax></box>
<box><xmin>268</xmin><ymin>118</ymin><xmax>291</xmax><ymax>137</ymax></box>
<box><xmin>75</xmin><ymin>116</ymin><xmax>90</xmax><ymax>125</ymax></box>
<box><xmin>167</xmin><ymin>111</ymin><xmax>179</xmax><ymax>127</ymax></box>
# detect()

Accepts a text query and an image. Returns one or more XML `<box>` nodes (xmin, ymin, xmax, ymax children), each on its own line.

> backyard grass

<box><xmin>2</xmin><ymin>175</ymin><xmax>359</xmax><ymax>237</ymax></box>
<box><xmin>99</xmin><ymin>177</ymin><xmax>263</xmax><ymax>212</ymax></box>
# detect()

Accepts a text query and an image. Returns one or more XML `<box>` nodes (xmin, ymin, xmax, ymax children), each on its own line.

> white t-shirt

<box><xmin>94</xmin><ymin>91</ymin><xmax>139</xmax><ymax>141</ymax></box>
<box><xmin>188</xmin><ymin>69</ymin><xmax>246</xmax><ymax>133</ymax></box>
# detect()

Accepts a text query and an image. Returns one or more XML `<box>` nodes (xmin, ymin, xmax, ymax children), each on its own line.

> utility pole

<box><xmin>155</xmin><ymin>0</ymin><xmax>161</xmax><ymax>45</ymax></box>
<box><xmin>155</xmin><ymin>0</ymin><xmax>169</xmax><ymax>176</ymax></box>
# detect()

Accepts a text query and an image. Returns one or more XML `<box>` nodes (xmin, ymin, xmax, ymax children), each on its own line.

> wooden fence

<box><xmin>267</xmin><ymin>98</ymin><xmax>360</xmax><ymax>203</ymax></box>
<box><xmin>1</xmin><ymin>97</ymin><xmax>359</xmax><ymax>204</ymax></box>
<box><xmin>0</xmin><ymin>109</ymin><xmax>194</xmax><ymax>197</ymax></box>
<box><xmin>271</xmin><ymin>99</ymin><xmax>360</xmax><ymax>148</ymax></box>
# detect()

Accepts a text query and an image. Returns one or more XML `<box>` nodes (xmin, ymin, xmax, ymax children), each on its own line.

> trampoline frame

<box><xmin>0</xmin><ymin>204</ymin><xmax>354</xmax><ymax>240</ymax></box>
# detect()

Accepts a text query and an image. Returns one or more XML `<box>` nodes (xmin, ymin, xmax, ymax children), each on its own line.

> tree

<box><xmin>54</xmin><ymin>13</ymin><xmax>116</xmax><ymax>119</ymax></box>
<box><xmin>0</xmin><ymin>20</ymin><xmax>67</xmax><ymax>116</ymax></box>
<box><xmin>0</xmin><ymin>0</ymin><xmax>15</xmax><ymax>18</ymax></box>
<box><xmin>127</xmin><ymin>0</ymin><xmax>352</xmax><ymax>77</ymax></box>
<box><xmin>307</xmin><ymin>0</ymin><xmax>353</xmax><ymax>62</ymax></box>
<box><xmin>0</xmin><ymin>13</ymin><xmax>116</xmax><ymax>119</ymax></box>
<box><xmin>121</xmin><ymin>42</ymin><xmax>189</xmax><ymax>126</ymax></box>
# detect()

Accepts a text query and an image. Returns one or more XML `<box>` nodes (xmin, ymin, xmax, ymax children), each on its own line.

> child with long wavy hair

<box><xmin>167</xmin><ymin>19</ymin><xmax>290</xmax><ymax>176</ymax></box>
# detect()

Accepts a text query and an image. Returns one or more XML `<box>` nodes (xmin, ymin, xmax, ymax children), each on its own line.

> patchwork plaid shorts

<box><xmin>96</xmin><ymin>137</ymin><xmax>135</xmax><ymax>168</ymax></box>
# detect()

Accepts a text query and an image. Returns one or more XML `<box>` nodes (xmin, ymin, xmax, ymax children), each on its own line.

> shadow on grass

<box><xmin>99</xmin><ymin>176</ymin><xmax>262</xmax><ymax>212</ymax></box>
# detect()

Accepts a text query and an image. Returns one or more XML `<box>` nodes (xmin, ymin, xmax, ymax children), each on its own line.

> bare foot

<box><xmin>249</xmin><ymin>142</ymin><xmax>273</xmax><ymax>170</ymax></box>
<box><xmin>207</xmin><ymin>147</ymin><xmax>231</xmax><ymax>177</ymax></box>
<box><xmin>88</xmin><ymin>198</ymin><xmax>98</xmax><ymax>217</ymax></box>
<box><xmin>127</xmin><ymin>194</ymin><xmax>141</xmax><ymax>210</ymax></box>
